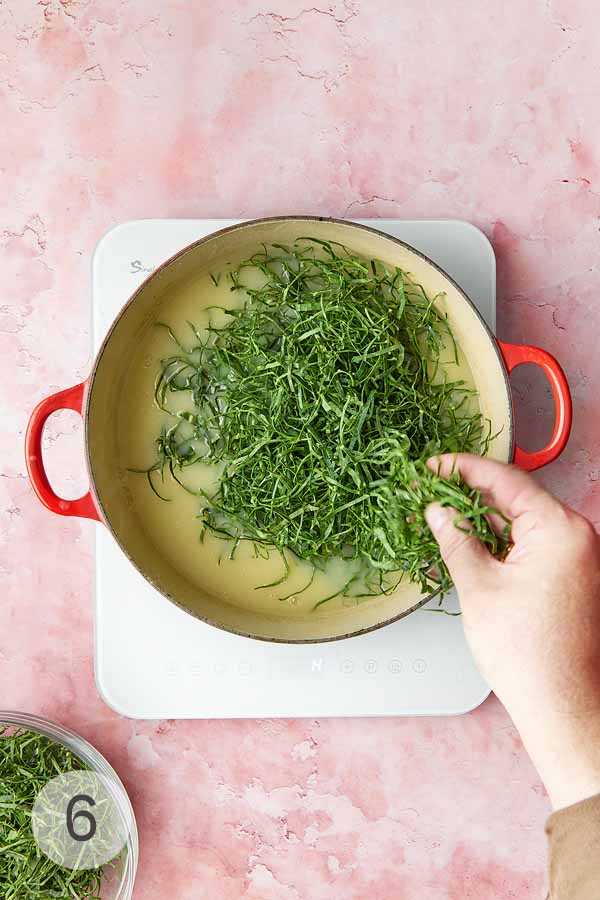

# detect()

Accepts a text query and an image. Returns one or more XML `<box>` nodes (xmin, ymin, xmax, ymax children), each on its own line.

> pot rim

<box><xmin>84</xmin><ymin>215</ymin><xmax>513</xmax><ymax>644</ymax></box>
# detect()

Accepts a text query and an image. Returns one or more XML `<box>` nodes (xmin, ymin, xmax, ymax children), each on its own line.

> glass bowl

<box><xmin>0</xmin><ymin>710</ymin><xmax>138</xmax><ymax>900</ymax></box>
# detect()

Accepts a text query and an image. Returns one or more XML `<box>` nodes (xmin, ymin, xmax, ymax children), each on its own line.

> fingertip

<box><xmin>425</xmin><ymin>501</ymin><xmax>455</xmax><ymax>533</ymax></box>
<box><xmin>426</xmin><ymin>455</ymin><xmax>440</xmax><ymax>473</ymax></box>
<box><xmin>426</xmin><ymin>453</ymin><xmax>459</xmax><ymax>478</ymax></box>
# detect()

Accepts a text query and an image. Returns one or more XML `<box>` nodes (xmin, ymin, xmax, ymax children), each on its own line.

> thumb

<box><xmin>425</xmin><ymin>502</ymin><xmax>495</xmax><ymax>590</ymax></box>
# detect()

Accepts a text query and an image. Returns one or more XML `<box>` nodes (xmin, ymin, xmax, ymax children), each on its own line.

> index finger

<box><xmin>427</xmin><ymin>453</ymin><xmax>561</xmax><ymax>524</ymax></box>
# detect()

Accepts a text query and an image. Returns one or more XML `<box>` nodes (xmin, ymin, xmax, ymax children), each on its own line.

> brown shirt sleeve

<box><xmin>546</xmin><ymin>794</ymin><xmax>600</xmax><ymax>899</ymax></box>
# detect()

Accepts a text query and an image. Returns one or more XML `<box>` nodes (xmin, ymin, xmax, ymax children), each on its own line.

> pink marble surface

<box><xmin>2</xmin><ymin>0</ymin><xmax>599</xmax><ymax>897</ymax></box>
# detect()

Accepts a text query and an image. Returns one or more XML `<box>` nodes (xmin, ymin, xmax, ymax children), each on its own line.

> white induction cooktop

<box><xmin>93</xmin><ymin>218</ymin><xmax>495</xmax><ymax>719</ymax></box>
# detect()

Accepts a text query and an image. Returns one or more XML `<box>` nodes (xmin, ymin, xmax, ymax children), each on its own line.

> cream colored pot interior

<box><xmin>87</xmin><ymin>218</ymin><xmax>512</xmax><ymax>642</ymax></box>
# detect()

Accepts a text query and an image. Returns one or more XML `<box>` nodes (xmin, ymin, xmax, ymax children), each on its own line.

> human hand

<box><xmin>425</xmin><ymin>453</ymin><xmax>600</xmax><ymax>810</ymax></box>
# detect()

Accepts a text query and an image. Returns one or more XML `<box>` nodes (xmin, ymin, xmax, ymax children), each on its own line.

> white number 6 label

<box><xmin>32</xmin><ymin>771</ymin><xmax>130</xmax><ymax>870</ymax></box>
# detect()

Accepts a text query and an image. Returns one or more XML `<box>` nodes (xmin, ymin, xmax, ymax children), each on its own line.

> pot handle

<box><xmin>25</xmin><ymin>381</ymin><xmax>101</xmax><ymax>521</ymax></box>
<box><xmin>497</xmin><ymin>340</ymin><xmax>572</xmax><ymax>471</ymax></box>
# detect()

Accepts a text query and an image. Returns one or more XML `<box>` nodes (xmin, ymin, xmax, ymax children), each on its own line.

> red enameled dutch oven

<box><xmin>25</xmin><ymin>218</ymin><xmax>572</xmax><ymax>642</ymax></box>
